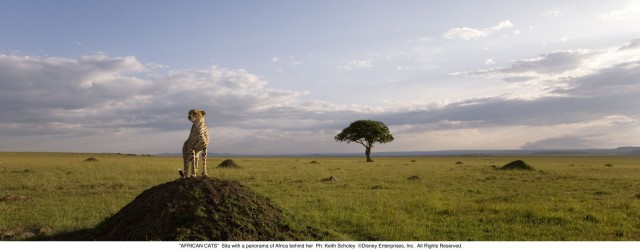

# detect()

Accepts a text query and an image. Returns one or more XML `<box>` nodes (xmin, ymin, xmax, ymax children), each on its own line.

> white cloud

<box><xmin>443</xmin><ymin>27</ymin><xmax>486</xmax><ymax>40</ymax></box>
<box><xmin>430</xmin><ymin>39</ymin><xmax>640</xmax><ymax>145</ymax></box>
<box><xmin>443</xmin><ymin>20</ymin><xmax>514</xmax><ymax>40</ymax></box>
<box><xmin>454</xmin><ymin>38</ymin><xmax>640</xmax><ymax>100</ymax></box>
<box><xmin>0</xmin><ymin>54</ymin><xmax>376</xmax><ymax>152</ymax></box>
<box><xmin>339</xmin><ymin>59</ymin><xmax>373</xmax><ymax>70</ymax></box>
<box><xmin>489</xmin><ymin>20</ymin><xmax>514</xmax><ymax>32</ymax></box>
<box><xmin>2</xmin><ymin>38</ymin><xmax>640</xmax><ymax>154</ymax></box>
<box><xmin>509</xmin><ymin>49</ymin><xmax>588</xmax><ymax>73</ymax></box>
<box><xmin>0</xmin><ymin>54</ymin><xmax>147</xmax><ymax>110</ymax></box>
<box><xmin>485</xmin><ymin>58</ymin><xmax>496</xmax><ymax>65</ymax></box>
<box><xmin>600</xmin><ymin>1</ymin><xmax>640</xmax><ymax>19</ymax></box>
<box><xmin>271</xmin><ymin>57</ymin><xmax>280</xmax><ymax>62</ymax></box>
<box><xmin>541</xmin><ymin>8</ymin><xmax>563</xmax><ymax>17</ymax></box>
<box><xmin>0</xmin><ymin>54</ymin><xmax>310</xmax><ymax>139</ymax></box>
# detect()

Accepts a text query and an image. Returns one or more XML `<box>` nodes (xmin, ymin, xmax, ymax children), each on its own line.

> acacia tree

<box><xmin>335</xmin><ymin>120</ymin><xmax>394</xmax><ymax>162</ymax></box>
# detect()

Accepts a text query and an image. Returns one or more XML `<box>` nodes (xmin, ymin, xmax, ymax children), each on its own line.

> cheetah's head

<box><xmin>188</xmin><ymin>109</ymin><xmax>206</xmax><ymax>123</ymax></box>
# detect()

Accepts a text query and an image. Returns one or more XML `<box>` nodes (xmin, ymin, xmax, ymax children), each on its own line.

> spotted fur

<box><xmin>179</xmin><ymin>109</ymin><xmax>210</xmax><ymax>178</ymax></box>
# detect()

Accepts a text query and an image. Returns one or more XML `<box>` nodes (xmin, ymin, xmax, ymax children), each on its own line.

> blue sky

<box><xmin>1</xmin><ymin>0</ymin><xmax>639</xmax><ymax>154</ymax></box>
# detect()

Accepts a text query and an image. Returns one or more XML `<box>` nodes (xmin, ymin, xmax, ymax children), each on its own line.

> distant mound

<box><xmin>0</xmin><ymin>194</ymin><xmax>30</xmax><ymax>202</ymax></box>
<box><xmin>499</xmin><ymin>160</ymin><xmax>535</xmax><ymax>171</ymax></box>
<box><xmin>84</xmin><ymin>157</ymin><xmax>98</xmax><ymax>162</ymax></box>
<box><xmin>47</xmin><ymin>178</ymin><xmax>331</xmax><ymax>241</ymax></box>
<box><xmin>217</xmin><ymin>159</ymin><xmax>241</xmax><ymax>168</ymax></box>
<box><xmin>1</xmin><ymin>226</ymin><xmax>52</xmax><ymax>240</ymax></box>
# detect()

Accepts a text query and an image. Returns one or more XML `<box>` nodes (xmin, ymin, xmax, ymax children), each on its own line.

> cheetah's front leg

<box><xmin>191</xmin><ymin>149</ymin><xmax>197</xmax><ymax>178</ymax></box>
<box><xmin>181</xmin><ymin>158</ymin><xmax>189</xmax><ymax>178</ymax></box>
<box><xmin>202</xmin><ymin>147</ymin><xmax>208</xmax><ymax>177</ymax></box>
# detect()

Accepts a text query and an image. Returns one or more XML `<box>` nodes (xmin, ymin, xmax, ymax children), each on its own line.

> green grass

<box><xmin>1</xmin><ymin>153</ymin><xmax>639</xmax><ymax>240</ymax></box>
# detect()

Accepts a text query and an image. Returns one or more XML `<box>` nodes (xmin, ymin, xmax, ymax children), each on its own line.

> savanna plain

<box><xmin>1</xmin><ymin>152</ymin><xmax>639</xmax><ymax>241</ymax></box>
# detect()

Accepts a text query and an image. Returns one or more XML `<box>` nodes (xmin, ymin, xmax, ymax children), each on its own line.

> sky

<box><xmin>0</xmin><ymin>0</ymin><xmax>639</xmax><ymax>154</ymax></box>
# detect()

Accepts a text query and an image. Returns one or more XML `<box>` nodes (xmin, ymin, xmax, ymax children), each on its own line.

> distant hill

<box><xmin>155</xmin><ymin>147</ymin><xmax>640</xmax><ymax>157</ymax></box>
<box><xmin>303</xmin><ymin>148</ymin><xmax>640</xmax><ymax>157</ymax></box>
<box><xmin>156</xmin><ymin>152</ymin><xmax>250</xmax><ymax>157</ymax></box>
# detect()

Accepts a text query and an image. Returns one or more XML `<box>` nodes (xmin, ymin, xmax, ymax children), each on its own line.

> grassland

<box><xmin>1</xmin><ymin>152</ymin><xmax>639</xmax><ymax>240</ymax></box>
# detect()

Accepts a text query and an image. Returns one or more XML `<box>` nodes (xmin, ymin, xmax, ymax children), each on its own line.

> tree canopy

<box><xmin>335</xmin><ymin>120</ymin><xmax>394</xmax><ymax>162</ymax></box>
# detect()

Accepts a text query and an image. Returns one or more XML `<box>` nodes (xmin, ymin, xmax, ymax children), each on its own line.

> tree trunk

<box><xmin>365</xmin><ymin>147</ymin><xmax>373</xmax><ymax>162</ymax></box>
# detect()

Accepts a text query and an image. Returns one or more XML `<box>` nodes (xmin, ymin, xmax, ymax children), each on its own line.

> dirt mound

<box><xmin>1</xmin><ymin>226</ymin><xmax>52</xmax><ymax>240</ymax></box>
<box><xmin>0</xmin><ymin>194</ymin><xmax>30</xmax><ymax>202</ymax></box>
<box><xmin>217</xmin><ymin>159</ymin><xmax>241</xmax><ymax>168</ymax></box>
<box><xmin>499</xmin><ymin>160</ymin><xmax>535</xmax><ymax>171</ymax></box>
<box><xmin>47</xmin><ymin>178</ymin><xmax>331</xmax><ymax>241</ymax></box>
<box><xmin>84</xmin><ymin>157</ymin><xmax>98</xmax><ymax>162</ymax></box>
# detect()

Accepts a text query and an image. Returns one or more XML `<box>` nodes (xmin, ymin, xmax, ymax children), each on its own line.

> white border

<box><xmin>1</xmin><ymin>241</ymin><xmax>639</xmax><ymax>251</ymax></box>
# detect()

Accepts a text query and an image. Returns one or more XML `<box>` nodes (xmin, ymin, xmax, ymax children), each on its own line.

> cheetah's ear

<box><xmin>200</xmin><ymin>110</ymin><xmax>206</xmax><ymax>117</ymax></box>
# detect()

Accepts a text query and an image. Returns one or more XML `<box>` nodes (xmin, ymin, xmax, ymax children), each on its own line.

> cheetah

<box><xmin>179</xmin><ymin>109</ymin><xmax>210</xmax><ymax>178</ymax></box>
